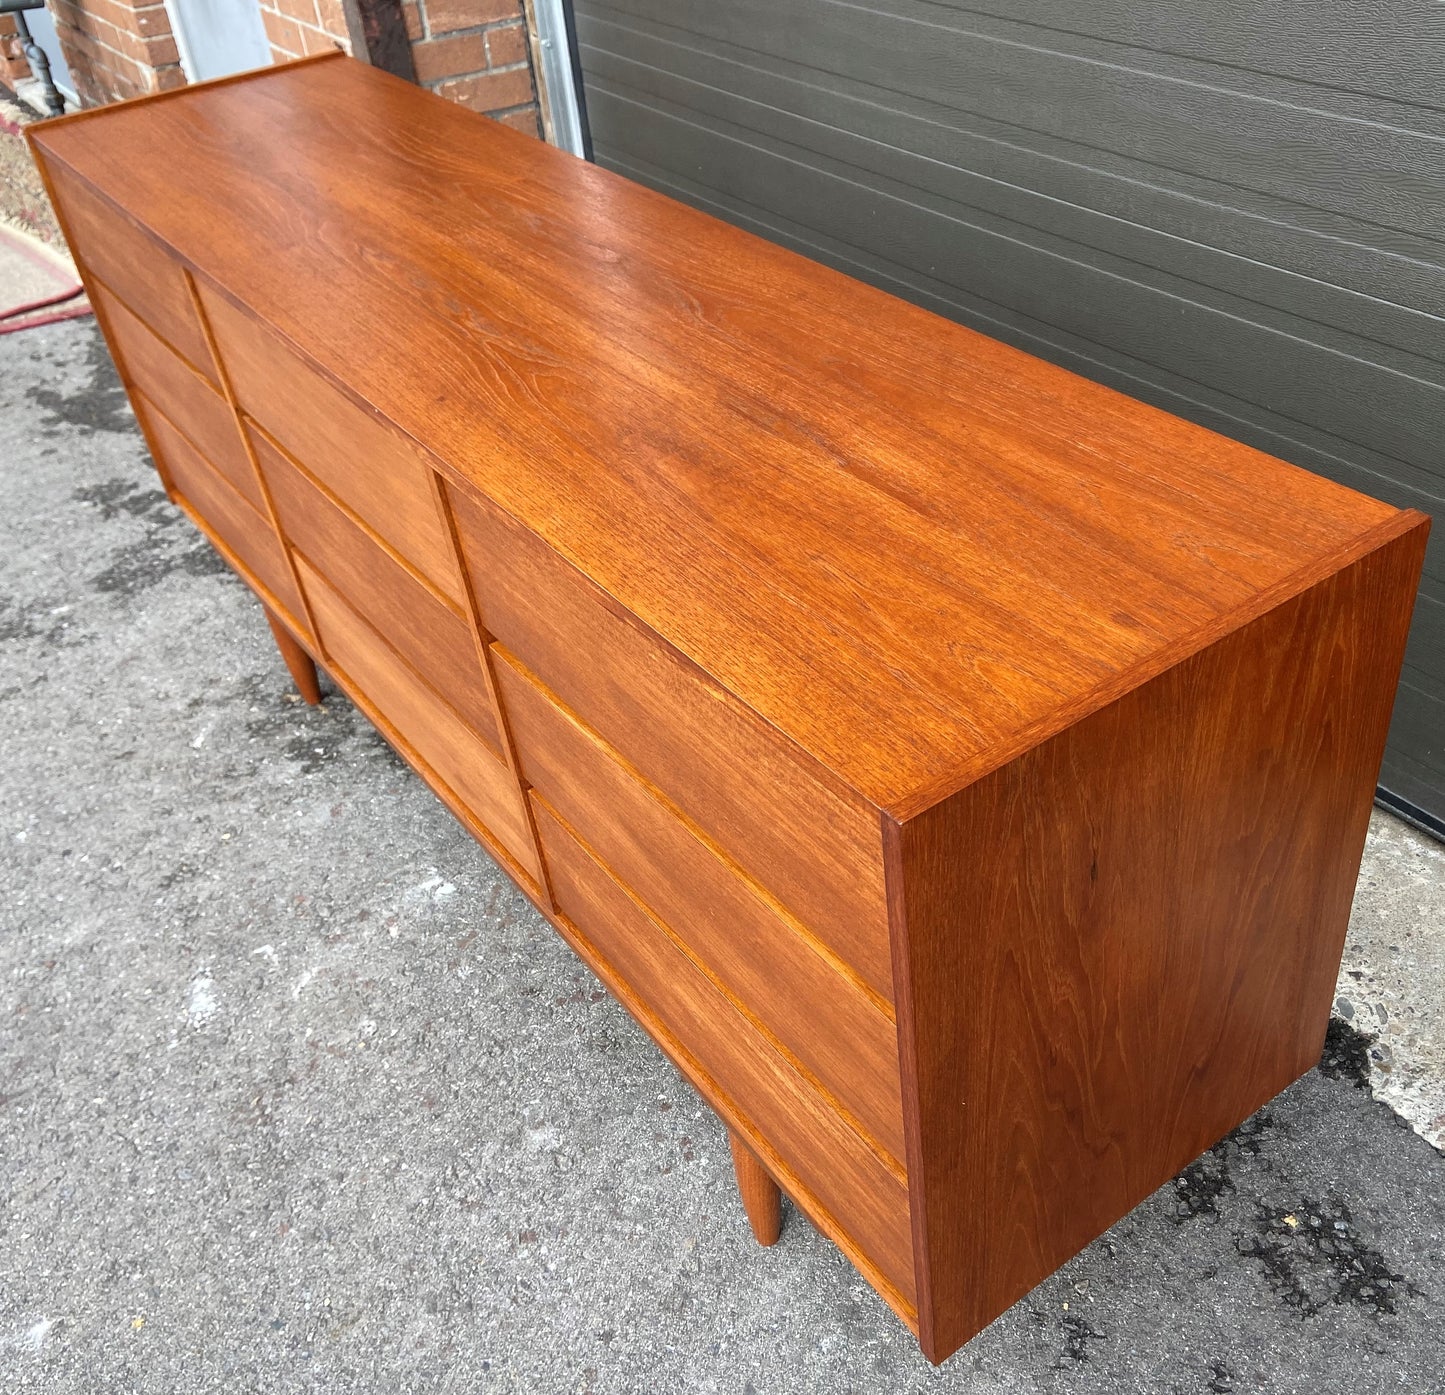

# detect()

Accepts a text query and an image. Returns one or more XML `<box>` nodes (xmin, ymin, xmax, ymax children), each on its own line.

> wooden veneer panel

<box><xmin>533</xmin><ymin>796</ymin><xmax>918</xmax><ymax>1318</ymax></box>
<box><xmin>451</xmin><ymin>483</ymin><xmax>894</xmax><ymax>1001</ymax></box>
<box><xmin>297</xmin><ymin>557</ymin><xmax>540</xmax><ymax>882</ymax></box>
<box><xmin>46</xmin><ymin>158</ymin><xmax>217</xmax><ymax>383</ymax></box>
<box><xmin>92</xmin><ymin>283</ymin><xmax>261</xmax><ymax>514</ymax></box>
<box><xmin>495</xmin><ymin>642</ymin><xmax>905</xmax><ymax>1162</ymax></box>
<box><xmin>138</xmin><ymin>394</ymin><xmax>308</xmax><ymax>628</ymax></box>
<box><xmin>251</xmin><ymin>424</ymin><xmax>503</xmax><ymax>753</ymax></box>
<box><xmin>197</xmin><ymin>282</ymin><xmax>466</xmax><ymax>608</ymax></box>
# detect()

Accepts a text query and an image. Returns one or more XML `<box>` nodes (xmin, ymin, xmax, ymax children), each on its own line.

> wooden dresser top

<box><xmin>33</xmin><ymin>54</ymin><xmax>1417</xmax><ymax>817</ymax></box>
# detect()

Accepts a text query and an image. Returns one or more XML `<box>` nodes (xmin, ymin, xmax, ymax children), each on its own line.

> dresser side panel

<box><xmin>890</xmin><ymin>519</ymin><xmax>1428</xmax><ymax>1362</ymax></box>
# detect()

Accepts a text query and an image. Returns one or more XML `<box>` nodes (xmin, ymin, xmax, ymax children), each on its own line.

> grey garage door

<box><xmin>567</xmin><ymin>0</ymin><xmax>1445</xmax><ymax>833</ymax></box>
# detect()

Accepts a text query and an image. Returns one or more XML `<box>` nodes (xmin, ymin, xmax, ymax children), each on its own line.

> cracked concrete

<box><xmin>2</xmin><ymin>319</ymin><xmax>1443</xmax><ymax>1392</ymax></box>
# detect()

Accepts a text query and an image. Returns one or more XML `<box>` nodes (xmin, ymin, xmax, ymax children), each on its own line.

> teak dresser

<box><xmin>30</xmin><ymin>54</ymin><xmax>1428</xmax><ymax>1363</ymax></box>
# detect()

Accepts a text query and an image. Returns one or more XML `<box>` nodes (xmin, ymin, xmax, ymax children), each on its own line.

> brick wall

<box><xmin>1</xmin><ymin>15</ymin><xmax>31</xmax><ymax>87</ymax></box>
<box><xmin>402</xmin><ymin>0</ymin><xmax>539</xmax><ymax>136</ymax></box>
<box><xmin>257</xmin><ymin>0</ymin><xmax>351</xmax><ymax>63</ymax></box>
<box><xmin>50</xmin><ymin>0</ymin><xmax>184</xmax><ymax>105</ymax></box>
<box><xmin>2</xmin><ymin>0</ymin><xmax>542</xmax><ymax>139</ymax></box>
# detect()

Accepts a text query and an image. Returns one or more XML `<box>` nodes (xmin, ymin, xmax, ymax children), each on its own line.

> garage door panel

<box><xmin>586</xmin><ymin>0</ymin><xmax>1445</xmax><ymax>241</ymax></box>
<box><xmin>1403</xmin><ymin>597</ymin><xmax>1445</xmax><ymax>690</ymax></box>
<box><xmin>874</xmin><ymin>0</ymin><xmax>1445</xmax><ymax>111</ymax></box>
<box><xmin>579</xmin><ymin>10</ymin><xmax>1445</xmax><ymax>344</ymax></box>
<box><xmin>1379</xmin><ymin>749</ymin><xmax>1445</xmax><ymax>831</ymax></box>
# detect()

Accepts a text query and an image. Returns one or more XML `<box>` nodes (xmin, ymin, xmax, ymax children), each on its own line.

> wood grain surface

<box><xmin>43</xmin><ymin>158</ymin><xmax>217</xmax><ymax>382</ymax></box>
<box><xmin>196</xmin><ymin>281</ymin><xmax>467</xmax><ymax>608</ymax></box>
<box><xmin>297</xmin><ymin>558</ymin><xmax>541</xmax><ymax>881</ymax></box>
<box><xmin>888</xmin><ymin>520</ymin><xmax>1429</xmax><ymax>1359</ymax></box>
<box><xmin>451</xmin><ymin>484</ymin><xmax>894</xmax><ymax>999</ymax></box>
<box><xmin>533</xmin><ymin>795</ymin><xmax>918</xmax><ymax>1317</ymax></box>
<box><xmin>250</xmin><ymin>425</ymin><xmax>504</xmax><ymax>751</ymax></box>
<box><xmin>28</xmin><ymin>56</ymin><xmax>1405</xmax><ymax>815</ymax></box>
<box><xmin>137</xmin><ymin>393</ymin><xmax>309</xmax><ymax>626</ymax></box>
<box><xmin>91</xmin><ymin>283</ymin><xmax>260</xmax><ymax>513</ymax></box>
<box><xmin>495</xmin><ymin>643</ymin><xmax>905</xmax><ymax>1162</ymax></box>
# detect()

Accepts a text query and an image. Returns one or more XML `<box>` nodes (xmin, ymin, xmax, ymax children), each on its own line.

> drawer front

<box><xmin>449</xmin><ymin>483</ymin><xmax>894</xmax><ymax>1000</ymax></box>
<box><xmin>250</xmin><ymin>425</ymin><xmax>503</xmax><ymax>753</ymax></box>
<box><xmin>534</xmin><ymin>796</ymin><xmax>916</xmax><ymax>1314</ymax></box>
<box><xmin>140</xmin><ymin>395</ymin><xmax>308</xmax><ymax>628</ymax></box>
<box><xmin>496</xmin><ymin>645</ymin><xmax>906</xmax><ymax>1162</ymax></box>
<box><xmin>93</xmin><ymin>283</ymin><xmax>263</xmax><ymax>515</ymax></box>
<box><xmin>47</xmin><ymin>160</ymin><xmax>217</xmax><ymax>383</ymax></box>
<box><xmin>296</xmin><ymin>557</ymin><xmax>540</xmax><ymax>884</ymax></box>
<box><xmin>197</xmin><ymin>283</ymin><xmax>466</xmax><ymax>607</ymax></box>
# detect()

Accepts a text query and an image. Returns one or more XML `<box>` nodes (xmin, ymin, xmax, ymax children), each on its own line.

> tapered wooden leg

<box><xmin>728</xmin><ymin>1128</ymin><xmax>782</xmax><ymax>1246</ymax></box>
<box><xmin>264</xmin><ymin>607</ymin><xmax>322</xmax><ymax>705</ymax></box>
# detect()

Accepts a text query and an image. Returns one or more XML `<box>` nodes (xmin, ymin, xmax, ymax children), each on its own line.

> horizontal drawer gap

<box><xmin>532</xmin><ymin>789</ymin><xmax>907</xmax><ymax>1183</ymax></box>
<box><xmin>243</xmin><ymin>414</ymin><xmax>467</xmax><ymax>623</ymax></box>
<box><xmin>499</xmin><ymin>642</ymin><xmax>896</xmax><ymax>1023</ymax></box>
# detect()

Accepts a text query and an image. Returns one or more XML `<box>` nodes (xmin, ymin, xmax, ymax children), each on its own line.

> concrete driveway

<box><xmin>2</xmin><ymin>319</ymin><xmax>1443</xmax><ymax>1393</ymax></box>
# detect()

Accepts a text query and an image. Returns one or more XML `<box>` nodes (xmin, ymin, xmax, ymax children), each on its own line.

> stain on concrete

<box><xmin>1206</xmin><ymin>1357</ymin><xmax>1235</xmax><ymax>1392</ymax></box>
<box><xmin>1056</xmin><ymin>1312</ymin><xmax>1105</xmax><ymax>1366</ymax></box>
<box><xmin>0</xmin><ymin>595</ymin><xmax>88</xmax><ymax>649</ymax></box>
<box><xmin>236</xmin><ymin>678</ymin><xmax>379</xmax><ymax>776</ymax></box>
<box><xmin>1171</xmin><ymin>1112</ymin><xmax>1274</xmax><ymax>1224</ymax></box>
<box><xmin>72</xmin><ymin>472</ymin><xmax>231</xmax><ymax>599</ymax></box>
<box><xmin>1320</xmin><ymin>1017</ymin><xmax>1375</xmax><ymax>1091</ymax></box>
<box><xmin>73</xmin><ymin>476</ymin><xmax>172</xmax><ymax>525</ymax></box>
<box><xmin>1237</xmin><ymin>1198</ymin><xmax>1411</xmax><ymax>1317</ymax></box>
<box><xmin>89</xmin><ymin>529</ymin><xmax>230</xmax><ymax>598</ymax></box>
<box><xmin>26</xmin><ymin>331</ymin><xmax>133</xmax><ymax>435</ymax></box>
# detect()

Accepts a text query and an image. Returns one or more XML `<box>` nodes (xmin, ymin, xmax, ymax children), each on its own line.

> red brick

<box><xmin>314</xmin><ymin>0</ymin><xmax>350</xmax><ymax>40</ymax></box>
<box><xmin>432</xmin><ymin>62</ymin><xmax>533</xmax><ymax>112</ymax></box>
<box><xmin>411</xmin><ymin>31</ymin><xmax>486</xmax><ymax>82</ymax></box>
<box><xmin>83</xmin><ymin>0</ymin><xmax>130</xmax><ymax>35</ymax></box>
<box><xmin>484</xmin><ymin>20</ymin><xmax>527</xmax><ymax>69</ymax></box>
<box><xmin>492</xmin><ymin>104</ymin><xmax>540</xmax><ymax>138</ymax></box>
<box><xmin>299</xmin><ymin>25</ymin><xmax>339</xmax><ymax>55</ymax></box>
<box><xmin>153</xmin><ymin>63</ymin><xmax>186</xmax><ymax>91</ymax></box>
<box><xmin>402</xmin><ymin>1</ymin><xmax>423</xmax><ymax>41</ymax></box>
<box><xmin>423</xmin><ymin>0</ymin><xmax>521</xmax><ymax>38</ymax></box>
<box><xmin>142</xmin><ymin>34</ymin><xmax>179</xmax><ymax>65</ymax></box>
<box><xmin>136</xmin><ymin>14</ymin><xmax>171</xmax><ymax>40</ymax></box>
<box><xmin>262</xmin><ymin>8</ymin><xmax>304</xmax><ymax>56</ymax></box>
<box><xmin>274</xmin><ymin>0</ymin><xmax>319</xmax><ymax>26</ymax></box>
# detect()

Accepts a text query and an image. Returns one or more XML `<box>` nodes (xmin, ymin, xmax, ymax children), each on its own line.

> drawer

<box><xmin>140</xmin><ymin>394</ymin><xmax>308</xmax><ymax>630</ymax></box>
<box><xmin>534</xmin><ymin>795</ymin><xmax>916</xmax><ymax>1316</ymax></box>
<box><xmin>495</xmin><ymin>645</ymin><xmax>906</xmax><ymax>1162</ymax></box>
<box><xmin>449</xmin><ymin>483</ymin><xmax>894</xmax><ymax>999</ymax></box>
<box><xmin>296</xmin><ymin>556</ymin><xmax>540</xmax><ymax>885</ymax></box>
<box><xmin>250</xmin><ymin>424</ymin><xmax>504</xmax><ymax>752</ymax></box>
<box><xmin>48</xmin><ymin>160</ymin><xmax>217</xmax><ymax>383</ymax></box>
<box><xmin>197</xmin><ymin>282</ymin><xmax>466</xmax><ymax>607</ymax></box>
<box><xmin>93</xmin><ymin>283</ymin><xmax>263</xmax><ymax>515</ymax></box>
